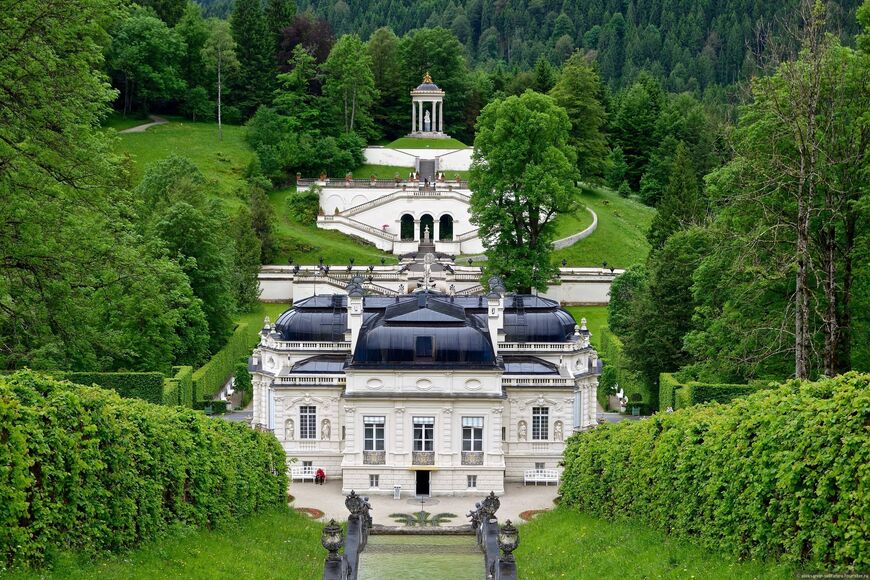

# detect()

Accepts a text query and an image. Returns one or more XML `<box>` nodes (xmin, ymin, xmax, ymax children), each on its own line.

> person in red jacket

<box><xmin>315</xmin><ymin>468</ymin><xmax>326</xmax><ymax>485</ymax></box>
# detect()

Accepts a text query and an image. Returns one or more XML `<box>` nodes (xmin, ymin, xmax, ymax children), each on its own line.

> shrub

<box><xmin>192</xmin><ymin>399</ymin><xmax>229</xmax><ymax>413</ymax></box>
<box><xmin>658</xmin><ymin>372</ymin><xmax>681</xmax><ymax>410</ymax></box>
<box><xmin>0</xmin><ymin>371</ymin><xmax>287</xmax><ymax>569</ymax></box>
<box><xmin>192</xmin><ymin>323</ymin><xmax>250</xmax><ymax>401</ymax></box>
<box><xmin>287</xmin><ymin>186</ymin><xmax>321</xmax><ymax>224</ymax></box>
<box><xmin>560</xmin><ymin>373</ymin><xmax>870</xmax><ymax>568</ymax></box>
<box><xmin>162</xmin><ymin>366</ymin><xmax>193</xmax><ymax>407</ymax></box>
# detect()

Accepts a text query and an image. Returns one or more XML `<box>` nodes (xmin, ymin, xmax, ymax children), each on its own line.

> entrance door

<box><xmin>415</xmin><ymin>471</ymin><xmax>430</xmax><ymax>496</ymax></box>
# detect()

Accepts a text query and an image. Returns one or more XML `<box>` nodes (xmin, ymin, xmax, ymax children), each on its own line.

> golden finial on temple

<box><xmin>423</xmin><ymin>71</ymin><xmax>433</xmax><ymax>84</ymax></box>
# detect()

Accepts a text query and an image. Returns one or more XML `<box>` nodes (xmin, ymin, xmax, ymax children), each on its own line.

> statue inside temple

<box><xmin>424</xmin><ymin>110</ymin><xmax>431</xmax><ymax>132</ymax></box>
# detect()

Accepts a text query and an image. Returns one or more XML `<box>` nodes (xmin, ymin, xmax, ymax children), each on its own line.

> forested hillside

<box><xmin>278</xmin><ymin>0</ymin><xmax>862</xmax><ymax>90</ymax></box>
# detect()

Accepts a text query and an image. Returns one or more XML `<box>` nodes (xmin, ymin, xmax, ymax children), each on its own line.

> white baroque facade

<box><xmin>251</xmin><ymin>277</ymin><xmax>600</xmax><ymax>496</ymax></box>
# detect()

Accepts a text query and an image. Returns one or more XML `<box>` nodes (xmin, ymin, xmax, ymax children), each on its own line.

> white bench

<box><xmin>290</xmin><ymin>466</ymin><xmax>316</xmax><ymax>482</ymax></box>
<box><xmin>524</xmin><ymin>469</ymin><xmax>560</xmax><ymax>486</ymax></box>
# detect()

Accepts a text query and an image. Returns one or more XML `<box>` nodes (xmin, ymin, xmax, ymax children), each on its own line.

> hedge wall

<box><xmin>658</xmin><ymin>373</ymin><xmax>770</xmax><ymax>410</ymax></box>
<box><xmin>560</xmin><ymin>373</ymin><xmax>870</xmax><ymax>568</ymax></box>
<box><xmin>58</xmin><ymin>371</ymin><xmax>165</xmax><ymax>405</ymax></box>
<box><xmin>161</xmin><ymin>366</ymin><xmax>193</xmax><ymax>406</ymax></box>
<box><xmin>192</xmin><ymin>323</ymin><xmax>250</xmax><ymax>402</ymax></box>
<box><xmin>0</xmin><ymin>371</ymin><xmax>288</xmax><ymax>569</ymax></box>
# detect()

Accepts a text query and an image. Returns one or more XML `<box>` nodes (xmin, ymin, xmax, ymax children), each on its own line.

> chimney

<box><xmin>486</xmin><ymin>276</ymin><xmax>506</xmax><ymax>354</ymax></box>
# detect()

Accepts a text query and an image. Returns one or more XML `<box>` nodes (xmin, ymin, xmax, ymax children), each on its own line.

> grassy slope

<box><xmin>271</xmin><ymin>188</ymin><xmax>397</xmax><ymax>265</ymax></box>
<box><xmin>553</xmin><ymin>187</ymin><xmax>655</xmax><ymax>268</ymax></box>
<box><xmin>565</xmin><ymin>305</ymin><xmax>608</xmax><ymax>350</ymax></box>
<box><xmin>387</xmin><ymin>136</ymin><xmax>467</xmax><ymax>149</ymax></box>
<box><xmin>552</xmin><ymin>206</ymin><xmax>596</xmax><ymax>239</ymax></box>
<box><xmin>114</xmin><ymin>118</ymin><xmax>253</xmax><ymax>203</ymax></box>
<box><xmin>237</xmin><ymin>302</ymin><xmax>292</xmax><ymax>343</ymax></box>
<box><xmin>517</xmin><ymin>508</ymin><xmax>794</xmax><ymax>579</ymax></box>
<box><xmin>7</xmin><ymin>508</ymin><xmax>323</xmax><ymax>580</ymax></box>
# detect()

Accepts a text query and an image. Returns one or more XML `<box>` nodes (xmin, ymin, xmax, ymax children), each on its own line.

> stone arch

<box><xmin>419</xmin><ymin>214</ymin><xmax>434</xmax><ymax>242</ymax></box>
<box><xmin>400</xmin><ymin>214</ymin><xmax>415</xmax><ymax>241</ymax></box>
<box><xmin>439</xmin><ymin>214</ymin><xmax>454</xmax><ymax>241</ymax></box>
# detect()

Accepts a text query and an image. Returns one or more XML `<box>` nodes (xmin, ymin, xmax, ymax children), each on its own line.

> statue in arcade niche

<box><xmin>321</xmin><ymin>418</ymin><xmax>331</xmax><ymax>440</ymax></box>
<box><xmin>285</xmin><ymin>418</ymin><xmax>294</xmax><ymax>440</ymax></box>
<box><xmin>554</xmin><ymin>421</ymin><xmax>564</xmax><ymax>442</ymax></box>
<box><xmin>518</xmin><ymin>420</ymin><xmax>527</xmax><ymax>441</ymax></box>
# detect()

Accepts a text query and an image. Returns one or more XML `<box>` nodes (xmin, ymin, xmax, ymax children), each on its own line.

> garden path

<box><xmin>119</xmin><ymin>114</ymin><xmax>167</xmax><ymax>133</ymax></box>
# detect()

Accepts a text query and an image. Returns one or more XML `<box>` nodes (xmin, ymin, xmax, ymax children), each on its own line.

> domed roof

<box><xmin>502</xmin><ymin>296</ymin><xmax>577</xmax><ymax>343</ymax></box>
<box><xmin>413</xmin><ymin>72</ymin><xmax>442</xmax><ymax>92</ymax></box>
<box><xmin>274</xmin><ymin>298</ymin><xmax>347</xmax><ymax>342</ymax></box>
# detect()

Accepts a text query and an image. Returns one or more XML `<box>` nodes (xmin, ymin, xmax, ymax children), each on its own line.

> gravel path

<box><xmin>118</xmin><ymin>114</ymin><xmax>168</xmax><ymax>133</ymax></box>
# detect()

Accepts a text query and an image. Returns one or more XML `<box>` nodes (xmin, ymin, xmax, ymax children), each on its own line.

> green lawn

<box><xmin>565</xmin><ymin>305</ymin><xmax>608</xmax><ymax>350</ymax></box>
<box><xmin>115</xmin><ymin>118</ymin><xmax>253</xmax><ymax>202</ymax></box>
<box><xmin>387</xmin><ymin>136</ymin><xmax>467</xmax><ymax>149</ymax></box>
<box><xmin>517</xmin><ymin>508</ymin><xmax>794</xmax><ymax>579</ymax></box>
<box><xmin>553</xmin><ymin>187</ymin><xmax>654</xmax><ymax>268</ymax></box>
<box><xmin>102</xmin><ymin>111</ymin><xmax>150</xmax><ymax>131</ymax></box>
<box><xmin>552</xmin><ymin>205</ymin><xmax>596</xmax><ymax>239</ymax></box>
<box><xmin>270</xmin><ymin>188</ymin><xmax>397</xmax><ymax>266</ymax></box>
<box><xmin>7</xmin><ymin>508</ymin><xmax>323</xmax><ymax>580</ymax></box>
<box><xmin>237</xmin><ymin>302</ymin><xmax>292</xmax><ymax>342</ymax></box>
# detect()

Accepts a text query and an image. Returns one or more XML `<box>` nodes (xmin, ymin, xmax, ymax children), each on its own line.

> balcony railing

<box><xmin>461</xmin><ymin>451</ymin><xmax>484</xmax><ymax>466</ymax></box>
<box><xmin>412</xmin><ymin>451</ymin><xmax>435</xmax><ymax>465</ymax></box>
<box><xmin>363</xmin><ymin>451</ymin><xmax>386</xmax><ymax>465</ymax></box>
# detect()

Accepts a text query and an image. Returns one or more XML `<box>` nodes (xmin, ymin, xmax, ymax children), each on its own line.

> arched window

<box><xmin>400</xmin><ymin>214</ymin><xmax>415</xmax><ymax>240</ymax></box>
<box><xmin>419</xmin><ymin>214</ymin><xmax>434</xmax><ymax>242</ymax></box>
<box><xmin>439</xmin><ymin>215</ymin><xmax>453</xmax><ymax>241</ymax></box>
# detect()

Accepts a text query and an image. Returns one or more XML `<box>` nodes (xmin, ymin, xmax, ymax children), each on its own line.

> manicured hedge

<box><xmin>560</xmin><ymin>373</ymin><xmax>870</xmax><ymax>568</ymax></box>
<box><xmin>161</xmin><ymin>366</ymin><xmax>193</xmax><ymax>406</ymax></box>
<box><xmin>57</xmin><ymin>371</ymin><xmax>165</xmax><ymax>404</ymax></box>
<box><xmin>192</xmin><ymin>323</ymin><xmax>250</xmax><ymax>401</ymax></box>
<box><xmin>0</xmin><ymin>371</ymin><xmax>288</xmax><ymax>570</ymax></box>
<box><xmin>193</xmin><ymin>399</ymin><xmax>229</xmax><ymax>413</ymax></box>
<box><xmin>658</xmin><ymin>373</ymin><xmax>769</xmax><ymax>410</ymax></box>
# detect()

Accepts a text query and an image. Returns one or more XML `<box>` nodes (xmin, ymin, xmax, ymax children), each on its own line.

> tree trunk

<box><xmin>217</xmin><ymin>55</ymin><xmax>223</xmax><ymax>142</ymax></box>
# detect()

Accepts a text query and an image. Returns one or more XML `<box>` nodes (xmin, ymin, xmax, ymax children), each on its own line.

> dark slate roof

<box><xmin>350</xmin><ymin>294</ymin><xmax>497</xmax><ymax>369</ymax></box>
<box><xmin>291</xmin><ymin>355</ymin><xmax>347</xmax><ymax>374</ymax></box>
<box><xmin>414</xmin><ymin>82</ymin><xmax>441</xmax><ymax>91</ymax></box>
<box><xmin>273</xmin><ymin>292</ymin><xmax>578</xmax><ymax>345</ymax></box>
<box><xmin>502</xmin><ymin>356</ymin><xmax>559</xmax><ymax>375</ymax></box>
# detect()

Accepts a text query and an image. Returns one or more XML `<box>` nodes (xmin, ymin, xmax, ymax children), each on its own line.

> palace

<box><xmin>250</xmin><ymin>274</ymin><xmax>601</xmax><ymax>496</ymax></box>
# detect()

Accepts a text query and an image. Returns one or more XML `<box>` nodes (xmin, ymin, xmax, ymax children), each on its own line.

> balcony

<box><xmin>412</xmin><ymin>451</ymin><xmax>435</xmax><ymax>465</ymax></box>
<box><xmin>461</xmin><ymin>451</ymin><xmax>484</xmax><ymax>466</ymax></box>
<box><xmin>363</xmin><ymin>451</ymin><xmax>385</xmax><ymax>465</ymax></box>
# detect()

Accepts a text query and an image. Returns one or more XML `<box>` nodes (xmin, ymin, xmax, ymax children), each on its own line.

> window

<box><xmin>415</xmin><ymin>336</ymin><xmax>434</xmax><ymax>359</ymax></box>
<box><xmin>369</xmin><ymin>474</ymin><xmax>380</xmax><ymax>488</ymax></box>
<box><xmin>535</xmin><ymin>462</ymin><xmax>545</xmax><ymax>470</ymax></box>
<box><xmin>462</xmin><ymin>417</ymin><xmax>483</xmax><ymax>451</ymax></box>
<box><xmin>532</xmin><ymin>407</ymin><xmax>549</xmax><ymax>440</ymax></box>
<box><xmin>467</xmin><ymin>475</ymin><xmax>477</xmax><ymax>489</ymax></box>
<box><xmin>300</xmin><ymin>406</ymin><xmax>317</xmax><ymax>439</ymax></box>
<box><xmin>364</xmin><ymin>416</ymin><xmax>385</xmax><ymax>451</ymax></box>
<box><xmin>501</xmin><ymin>426</ymin><xmax>506</xmax><ymax>441</ymax></box>
<box><xmin>413</xmin><ymin>417</ymin><xmax>434</xmax><ymax>451</ymax></box>
<box><xmin>303</xmin><ymin>460</ymin><xmax>313</xmax><ymax>468</ymax></box>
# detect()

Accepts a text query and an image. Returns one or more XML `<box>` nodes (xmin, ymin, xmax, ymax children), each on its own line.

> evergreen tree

<box><xmin>368</xmin><ymin>27</ymin><xmax>405</xmax><ymax>139</ymax></box>
<box><xmin>230</xmin><ymin>207</ymin><xmax>263</xmax><ymax>309</ymax></box>
<box><xmin>265</xmin><ymin>0</ymin><xmax>296</xmax><ymax>53</ymax></box>
<box><xmin>646</xmin><ymin>142</ymin><xmax>705</xmax><ymax>250</ymax></box>
<box><xmin>532</xmin><ymin>57</ymin><xmax>556</xmax><ymax>93</ymax></box>
<box><xmin>606</xmin><ymin>146</ymin><xmax>628</xmax><ymax>189</ymax></box>
<box><xmin>230</xmin><ymin>0</ymin><xmax>272</xmax><ymax>115</ymax></box>
<box><xmin>611</xmin><ymin>79</ymin><xmax>660</xmax><ymax>188</ymax></box>
<box><xmin>175</xmin><ymin>2</ymin><xmax>209</xmax><ymax>89</ymax></box>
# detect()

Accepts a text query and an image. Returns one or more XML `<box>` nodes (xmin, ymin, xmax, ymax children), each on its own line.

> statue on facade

<box><xmin>424</xmin><ymin>110</ymin><xmax>431</xmax><ymax>132</ymax></box>
<box><xmin>518</xmin><ymin>420</ymin><xmax>527</xmax><ymax>441</ymax></box>
<box><xmin>554</xmin><ymin>421</ymin><xmax>563</xmax><ymax>441</ymax></box>
<box><xmin>321</xmin><ymin>418</ymin><xmax>331</xmax><ymax>440</ymax></box>
<box><xmin>285</xmin><ymin>418</ymin><xmax>294</xmax><ymax>440</ymax></box>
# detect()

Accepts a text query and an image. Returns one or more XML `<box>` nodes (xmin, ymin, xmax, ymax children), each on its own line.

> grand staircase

<box><xmin>357</xmin><ymin>535</ymin><xmax>482</xmax><ymax>580</ymax></box>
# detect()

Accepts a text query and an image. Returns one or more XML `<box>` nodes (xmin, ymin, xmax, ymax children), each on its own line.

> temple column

<box><xmin>434</xmin><ymin>219</ymin><xmax>440</xmax><ymax>241</ymax></box>
<box><xmin>412</xmin><ymin>100</ymin><xmax>416</xmax><ymax>133</ymax></box>
<box><xmin>419</xmin><ymin>101</ymin><xmax>424</xmax><ymax>132</ymax></box>
<box><xmin>439</xmin><ymin>100</ymin><xmax>444</xmax><ymax>132</ymax></box>
<box><xmin>414</xmin><ymin>220</ymin><xmax>420</xmax><ymax>241</ymax></box>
